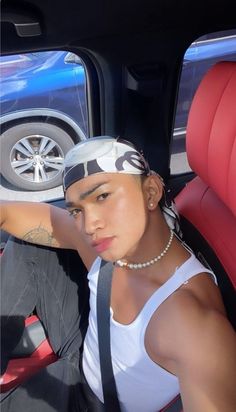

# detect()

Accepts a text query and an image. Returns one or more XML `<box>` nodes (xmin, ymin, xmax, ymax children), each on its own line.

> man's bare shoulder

<box><xmin>146</xmin><ymin>272</ymin><xmax>236</xmax><ymax>410</ymax></box>
<box><xmin>149</xmin><ymin>272</ymin><xmax>233</xmax><ymax>360</ymax></box>
<box><xmin>154</xmin><ymin>276</ymin><xmax>236</xmax><ymax>411</ymax></box>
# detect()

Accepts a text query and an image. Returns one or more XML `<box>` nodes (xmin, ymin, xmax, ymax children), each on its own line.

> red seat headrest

<box><xmin>186</xmin><ymin>61</ymin><xmax>236</xmax><ymax>217</ymax></box>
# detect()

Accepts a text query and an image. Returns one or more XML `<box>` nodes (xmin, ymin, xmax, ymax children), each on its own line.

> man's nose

<box><xmin>83</xmin><ymin>208</ymin><xmax>104</xmax><ymax>235</ymax></box>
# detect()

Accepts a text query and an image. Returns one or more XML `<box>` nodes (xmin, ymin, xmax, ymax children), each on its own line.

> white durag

<box><xmin>63</xmin><ymin>136</ymin><xmax>182</xmax><ymax>237</ymax></box>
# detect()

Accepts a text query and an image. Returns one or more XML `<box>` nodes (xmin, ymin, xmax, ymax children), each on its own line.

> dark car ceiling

<box><xmin>1</xmin><ymin>0</ymin><xmax>236</xmax><ymax>179</ymax></box>
<box><xmin>2</xmin><ymin>0</ymin><xmax>236</xmax><ymax>56</ymax></box>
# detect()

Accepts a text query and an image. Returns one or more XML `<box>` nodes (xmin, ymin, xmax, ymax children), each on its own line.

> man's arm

<box><xmin>178</xmin><ymin>311</ymin><xmax>236</xmax><ymax>411</ymax></box>
<box><xmin>160</xmin><ymin>292</ymin><xmax>236</xmax><ymax>411</ymax></box>
<box><xmin>0</xmin><ymin>200</ymin><xmax>97</xmax><ymax>269</ymax></box>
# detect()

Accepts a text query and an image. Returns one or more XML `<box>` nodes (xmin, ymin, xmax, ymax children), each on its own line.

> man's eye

<box><xmin>97</xmin><ymin>193</ymin><xmax>110</xmax><ymax>201</ymax></box>
<box><xmin>68</xmin><ymin>209</ymin><xmax>81</xmax><ymax>218</ymax></box>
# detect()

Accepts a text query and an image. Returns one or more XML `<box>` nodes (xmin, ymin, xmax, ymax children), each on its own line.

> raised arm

<box><xmin>0</xmin><ymin>200</ymin><xmax>97</xmax><ymax>269</ymax></box>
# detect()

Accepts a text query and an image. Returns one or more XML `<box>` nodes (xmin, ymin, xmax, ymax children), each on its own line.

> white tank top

<box><xmin>82</xmin><ymin>252</ymin><xmax>217</xmax><ymax>412</ymax></box>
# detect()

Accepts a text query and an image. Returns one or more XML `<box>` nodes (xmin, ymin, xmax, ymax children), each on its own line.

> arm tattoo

<box><xmin>22</xmin><ymin>223</ymin><xmax>58</xmax><ymax>247</ymax></box>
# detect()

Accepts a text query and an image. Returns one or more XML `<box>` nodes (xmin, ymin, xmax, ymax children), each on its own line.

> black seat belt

<box><xmin>97</xmin><ymin>260</ymin><xmax>121</xmax><ymax>412</ymax></box>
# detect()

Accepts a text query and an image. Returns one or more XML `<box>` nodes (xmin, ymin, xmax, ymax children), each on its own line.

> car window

<box><xmin>170</xmin><ymin>30</ymin><xmax>236</xmax><ymax>175</ymax></box>
<box><xmin>0</xmin><ymin>50</ymin><xmax>88</xmax><ymax>201</ymax></box>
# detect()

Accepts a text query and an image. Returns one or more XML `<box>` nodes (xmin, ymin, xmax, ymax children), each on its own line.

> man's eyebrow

<box><xmin>65</xmin><ymin>181</ymin><xmax>109</xmax><ymax>207</ymax></box>
<box><xmin>65</xmin><ymin>200</ymin><xmax>76</xmax><ymax>208</ymax></box>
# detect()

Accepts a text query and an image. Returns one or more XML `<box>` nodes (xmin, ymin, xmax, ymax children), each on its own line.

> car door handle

<box><xmin>1</xmin><ymin>7</ymin><xmax>41</xmax><ymax>37</ymax></box>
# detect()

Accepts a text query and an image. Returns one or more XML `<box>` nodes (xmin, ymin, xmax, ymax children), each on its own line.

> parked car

<box><xmin>0</xmin><ymin>51</ymin><xmax>87</xmax><ymax>191</ymax></box>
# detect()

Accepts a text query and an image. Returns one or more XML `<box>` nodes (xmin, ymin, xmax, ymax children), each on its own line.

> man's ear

<box><xmin>143</xmin><ymin>175</ymin><xmax>163</xmax><ymax>210</ymax></box>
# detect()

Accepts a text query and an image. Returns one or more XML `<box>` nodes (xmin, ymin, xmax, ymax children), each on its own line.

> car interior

<box><xmin>1</xmin><ymin>0</ymin><xmax>236</xmax><ymax>410</ymax></box>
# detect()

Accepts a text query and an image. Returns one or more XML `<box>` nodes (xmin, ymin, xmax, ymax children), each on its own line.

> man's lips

<box><xmin>91</xmin><ymin>237</ymin><xmax>114</xmax><ymax>253</ymax></box>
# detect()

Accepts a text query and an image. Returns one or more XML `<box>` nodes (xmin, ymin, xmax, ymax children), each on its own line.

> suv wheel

<box><xmin>0</xmin><ymin>122</ymin><xmax>75</xmax><ymax>191</ymax></box>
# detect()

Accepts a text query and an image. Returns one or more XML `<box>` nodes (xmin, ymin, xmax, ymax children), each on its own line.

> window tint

<box><xmin>0</xmin><ymin>50</ymin><xmax>88</xmax><ymax>200</ymax></box>
<box><xmin>170</xmin><ymin>30</ymin><xmax>236</xmax><ymax>174</ymax></box>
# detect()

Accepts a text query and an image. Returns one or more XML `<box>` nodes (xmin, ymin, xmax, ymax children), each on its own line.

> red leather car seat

<box><xmin>175</xmin><ymin>61</ymin><xmax>236</xmax><ymax>326</ymax></box>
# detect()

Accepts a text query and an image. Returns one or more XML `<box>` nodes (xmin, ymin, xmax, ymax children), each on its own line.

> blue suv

<box><xmin>0</xmin><ymin>51</ymin><xmax>87</xmax><ymax>191</ymax></box>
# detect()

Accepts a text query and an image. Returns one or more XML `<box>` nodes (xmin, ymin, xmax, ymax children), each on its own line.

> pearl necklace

<box><xmin>115</xmin><ymin>230</ymin><xmax>174</xmax><ymax>270</ymax></box>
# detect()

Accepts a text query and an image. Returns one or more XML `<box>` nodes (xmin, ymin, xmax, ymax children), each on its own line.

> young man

<box><xmin>1</xmin><ymin>136</ymin><xmax>236</xmax><ymax>411</ymax></box>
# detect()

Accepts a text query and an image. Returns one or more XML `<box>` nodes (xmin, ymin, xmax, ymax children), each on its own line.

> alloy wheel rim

<box><xmin>10</xmin><ymin>134</ymin><xmax>65</xmax><ymax>184</ymax></box>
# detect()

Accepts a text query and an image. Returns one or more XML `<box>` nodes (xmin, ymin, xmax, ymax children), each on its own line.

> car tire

<box><xmin>0</xmin><ymin>122</ymin><xmax>75</xmax><ymax>191</ymax></box>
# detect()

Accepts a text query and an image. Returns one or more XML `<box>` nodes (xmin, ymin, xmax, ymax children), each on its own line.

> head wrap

<box><xmin>63</xmin><ymin>136</ymin><xmax>150</xmax><ymax>191</ymax></box>
<box><xmin>63</xmin><ymin>135</ymin><xmax>183</xmax><ymax>239</ymax></box>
